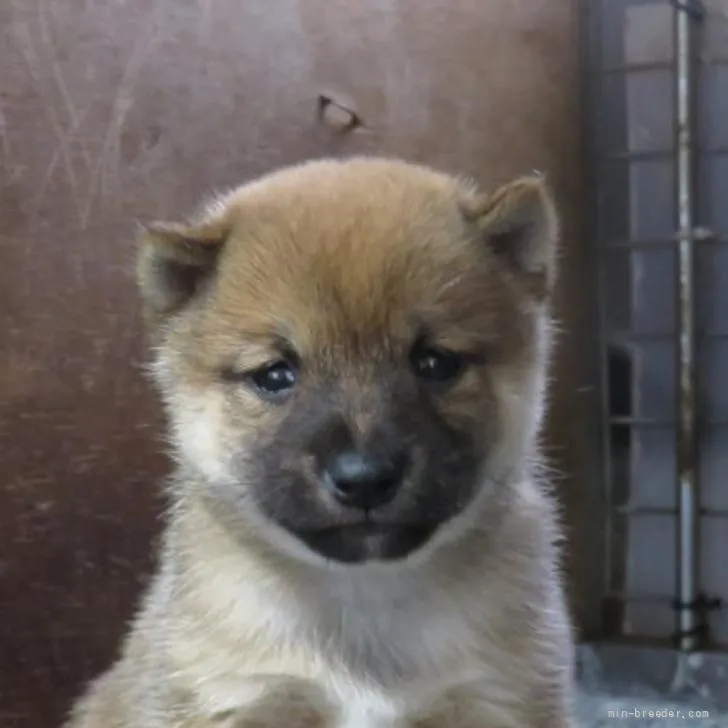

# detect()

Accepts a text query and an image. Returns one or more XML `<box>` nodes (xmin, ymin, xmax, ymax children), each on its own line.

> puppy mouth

<box><xmin>289</xmin><ymin>521</ymin><xmax>437</xmax><ymax>564</ymax></box>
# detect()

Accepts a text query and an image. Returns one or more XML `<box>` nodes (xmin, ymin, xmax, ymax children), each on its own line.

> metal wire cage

<box><xmin>585</xmin><ymin>0</ymin><xmax>728</xmax><ymax>650</ymax></box>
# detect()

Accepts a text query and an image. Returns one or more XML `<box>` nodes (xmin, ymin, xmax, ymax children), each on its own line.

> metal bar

<box><xmin>606</xmin><ymin>591</ymin><xmax>726</xmax><ymax>607</ymax></box>
<box><xmin>594</xmin><ymin>62</ymin><xmax>728</xmax><ymax>75</ymax></box>
<box><xmin>672</xmin><ymin>0</ymin><xmax>705</xmax><ymax>21</ymax></box>
<box><xmin>613</xmin><ymin>505</ymin><xmax>728</xmax><ymax>519</ymax></box>
<box><xmin>608</xmin><ymin>333</ymin><xmax>675</xmax><ymax>343</ymax></box>
<box><xmin>583</xmin><ymin>0</ymin><xmax>617</xmax><ymax>609</ymax></box>
<box><xmin>609</xmin><ymin>416</ymin><xmax>728</xmax><ymax>426</ymax></box>
<box><xmin>601</xmin><ymin>148</ymin><xmax>728</xmax><ymax>160</ymax></box>
<box><xmin>598</xmin><ymin>147</ymin><xmax>728</xmax><ymax>162</ymax></box>
<box><xmin>581</xmin><ymin>0</ymin><xmax>613</xmax><ymax>626</ymax></box>
<box><xmin>608</xmin><ymin>333</ymin><xmax>674</xmax><ymax>343</ymax></box>
<box><xmin>599</xmin><ymin>240</ymin><xmax>677</xmax><ymax>249</ymax></box>
<box><xmin>674</xmin><ymin>0</ymin><xmax>701</xmax><ymax>652</ymax></box>
<box><xmin>593</xmin><ymin>60</ymin><xmax>616</xmax><ymax>608</ymax></box>
<box><xmin>602</xmin><ymin>150</ymin><xmax>674</xmax><ymax>162</ymax></box>
<box><xmin>591</xmin><ymin>51</ymin><xmax>728</xmax><ymax>77</ymax></box>
<box><xmin>615</xmin><ymin>506</ymin><xmax>677</xmax><ymax>516</ymax></box>
<box><xmin>608</xmin><ymin>417</ymin><xmax>672</xmax><ymax>426</ymax></box>
<box><xmin>606</xmin><ymin>592</ymin><xmax>679</xmax><ymax>605</ymax></box>
<box><xmin>593</xmin><ymin>62</ymin><xmax>676</xmax><ymax>75</ymax></box>
<box><xmin>607</xmin><ymin>331</ymin><xmax>728</xmax><ymax>343</ymax></box>
<box><xmin>597</xmin><ymin>232</ymin><xmax>717</xmax><ymax>249</ymax></box>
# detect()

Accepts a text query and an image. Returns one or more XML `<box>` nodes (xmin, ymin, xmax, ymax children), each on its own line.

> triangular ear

<box><xmin>136</xmin><ymin>214</ymin><xmax>229</xmax><ymax>320</ymax></box>
<box><xmin>462</xmin><ymin>174</ymin><xmax>559</xmax><ymax>298</ymax></box>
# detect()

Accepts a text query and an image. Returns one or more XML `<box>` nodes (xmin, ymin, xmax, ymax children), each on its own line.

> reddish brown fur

<box><xmin>159</xmin><ymin>160</ymin><xmax>545</xmax><ymax>440</ymax></box>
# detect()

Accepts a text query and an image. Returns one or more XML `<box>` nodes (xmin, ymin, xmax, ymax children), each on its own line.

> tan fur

<box><xmin>65</xmin><ymin>157</ymin><xmax>576</xmax><ymax>728</ymax></box>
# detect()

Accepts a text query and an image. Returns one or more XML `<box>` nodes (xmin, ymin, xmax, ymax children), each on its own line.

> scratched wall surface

<box><xmin>0</xmin><ymin>2</ymin><xmax>593</xmax><ymax>726</ymax></box>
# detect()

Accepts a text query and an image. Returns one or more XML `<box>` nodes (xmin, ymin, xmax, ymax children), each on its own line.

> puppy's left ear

<box><xmin>463</xmin><ymin>174</ymin><xmax>559</xmax><ymax>298</ymax></box>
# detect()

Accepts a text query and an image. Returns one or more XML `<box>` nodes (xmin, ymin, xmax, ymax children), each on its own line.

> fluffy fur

<box><xmin>65</xmin><ymin>157</ymin><xmax>576</xmax><ymax>728</ymax></box>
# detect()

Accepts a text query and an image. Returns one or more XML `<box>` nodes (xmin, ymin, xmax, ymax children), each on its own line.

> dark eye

<box><xmin>410</xmin><ymin>344</ymin><xmax>465</xmax><ymax>383</ymax></box>
<box><xmin>250</xmin><ymin>360</ymin><xmax>298</xmax><ymax>398</ymax></box>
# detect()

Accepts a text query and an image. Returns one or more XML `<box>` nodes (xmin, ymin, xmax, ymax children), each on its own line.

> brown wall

<box><xmin>0</xmin><ymin>2</ymin><xmax>597</xmax><ymax>726</ymax></box>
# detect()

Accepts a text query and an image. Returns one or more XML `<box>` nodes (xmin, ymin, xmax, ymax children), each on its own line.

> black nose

<box><xmin>323</xmin><ymin>450</ymin><xmax>407</xmax><ymax>511</ymax></box>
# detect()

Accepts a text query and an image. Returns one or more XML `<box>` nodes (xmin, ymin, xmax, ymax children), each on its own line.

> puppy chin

<box><xmin>288</xmin><ymin>523</ymin><xmax>438</xmax><ymax>564</ymax></box>
<box><xmin>222</xmin><ymin>499</ymin><xmax>446</xmax><ymax>569</ymax></box>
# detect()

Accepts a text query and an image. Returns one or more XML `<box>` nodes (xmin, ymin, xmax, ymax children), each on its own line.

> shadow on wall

<box><xmin>603</xmin><ymin>343</ymin><xmax>632</xmax><ymax>636</ymax></box>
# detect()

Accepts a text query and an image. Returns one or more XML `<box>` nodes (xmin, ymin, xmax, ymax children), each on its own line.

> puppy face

<box><xmin>138</xmin><ymin>158</ymin><xmax>558</xmax><ymax>564</ymax></box>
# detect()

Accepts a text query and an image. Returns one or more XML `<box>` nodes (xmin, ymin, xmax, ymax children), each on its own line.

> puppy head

<box><xmin>138</xmin><ymin>158</ymin><xmax>558</xmax><ymax>565</ymax></box>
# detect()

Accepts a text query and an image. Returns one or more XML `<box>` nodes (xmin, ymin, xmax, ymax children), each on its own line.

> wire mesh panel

<box><xmin>588</xmin><ymin>0</ymin><xmax>728</xmax><ymax>646</ymax></box>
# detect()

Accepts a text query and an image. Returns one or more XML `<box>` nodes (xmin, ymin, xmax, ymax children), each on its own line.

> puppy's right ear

<box><xmin>136</xmin><ymin>213</ymin><xmax>229</xmax><ymax>321</ymax></box>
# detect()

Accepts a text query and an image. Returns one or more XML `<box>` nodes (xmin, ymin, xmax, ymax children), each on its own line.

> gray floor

<box><xmin>576</xmin><ymin>689</ymin><xmax>728</xmax><ymax>727</ymax></box>
<box><xmin>576</xmin><ymin>644</ymin><xmax>728</xmax><ymax>727</ymax></box>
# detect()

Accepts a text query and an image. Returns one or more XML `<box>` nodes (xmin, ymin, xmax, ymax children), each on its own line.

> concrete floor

<box><xmin>576</xmin><ymin>689</ymin><xmax>728</xmax><ymax>727</ymax></box>
<box><xmin>576</xmin><ymin>644</ymin><xmax>728</xmax><ymax>727</ymax></box>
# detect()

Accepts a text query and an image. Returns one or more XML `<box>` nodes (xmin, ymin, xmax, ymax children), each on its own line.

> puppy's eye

<box><xmin>410</xmin><ymin>345</ymin><xmax>465</xmax><ymax>383</ymax></box>
<box><xmin>250</xmin><ymin>360</ymin><xmax>298</xmax><ymax>397</ymax></box>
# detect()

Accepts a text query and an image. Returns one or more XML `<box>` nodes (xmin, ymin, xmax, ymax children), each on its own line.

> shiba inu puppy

<box><xmin>65</xmin><ymin>157</ymin><xmax>576</xmax><ymax>728</ymax></box>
